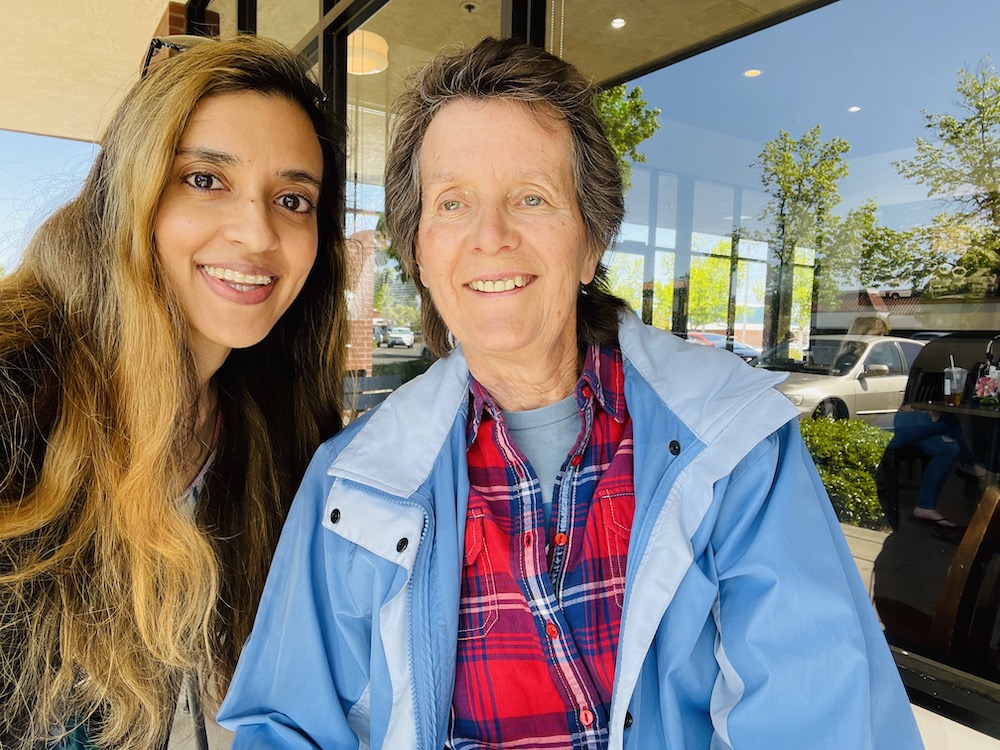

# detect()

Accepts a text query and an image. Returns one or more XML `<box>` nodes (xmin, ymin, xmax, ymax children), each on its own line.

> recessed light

<box><xmin>743</xmin><ymin>69</ymin><xmax>762</xmax><ymax>78</ymax></box>
<box><xmin>848</xmin><ymin>105</ymin><xmax>861</xmax><ymax>112</ymax></box>
<box><xmin>611</xmin><ymin>17</ymin><xmax>626</xmax><ymax>29</ymax></box>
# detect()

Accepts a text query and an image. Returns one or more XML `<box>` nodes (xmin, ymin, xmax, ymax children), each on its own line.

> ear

<box><xmin>579</xmin><ymin>245</ymin><xmax>600</xmax><ymax>286</ymax></box>
<box><xmin>414</xmin><ymin>241</ymin><xmax>430</xmax><ymax>288</ymax></box>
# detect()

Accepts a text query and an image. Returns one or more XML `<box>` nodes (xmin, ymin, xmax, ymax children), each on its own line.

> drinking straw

<box><xmin>950</xmin><ymin>355</ymin><xmax>956</xmax><ymax>369</ymax></box>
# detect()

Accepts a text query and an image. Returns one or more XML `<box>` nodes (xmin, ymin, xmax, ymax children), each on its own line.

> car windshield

<box><xmin>391</xmin><ymin>328</ymin><xmax>409</xmax><ymax>334</ymax></box>
<box><xmin>758</xmin><ymin>336</ymin><xmax>870</xmax><ymax>376</ymax></box>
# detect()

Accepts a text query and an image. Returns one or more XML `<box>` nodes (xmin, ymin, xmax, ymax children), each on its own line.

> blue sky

<box><xmin>0</xmin><ymin>132</ymin><xmax>97</xmax><ymax>271</ymax></box>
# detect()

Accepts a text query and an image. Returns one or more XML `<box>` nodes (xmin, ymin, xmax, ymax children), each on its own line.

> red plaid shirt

<box><xmin>449</xmin><ymin>344</ymin><xmax>635</xmax><ymax>750</ymax></box>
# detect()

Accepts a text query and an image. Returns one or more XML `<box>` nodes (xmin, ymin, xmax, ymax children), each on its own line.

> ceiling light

<box><xmin>848</xmin><ymin>105</ymin><xmax>862</xmax><ymax>112</ymax></box>
<box><xmin>347</xmin><ymin>30</ymin><xmax>389</xmax><ymax>75</ymax></box>
<box><xmin>611</xmin><ymin>17</ymin><xmax>626</xmax><ymax>29</ymax></box>
<box><xmin>743</xmin><ymin>69</ymin><xmax>761</xmax><ymax>78</ymax></box>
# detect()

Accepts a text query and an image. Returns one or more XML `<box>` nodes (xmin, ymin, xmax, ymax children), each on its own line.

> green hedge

<box><xmin>799</xmin><ymin>417</ymin><xmax>891</xmax><ymax>529</ymax></box>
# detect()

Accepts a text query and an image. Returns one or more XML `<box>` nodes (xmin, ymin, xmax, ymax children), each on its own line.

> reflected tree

<box><xmin>753</xmin><ymin>125</ymin><xmax>850</xmax><ymax>348</ymax></box>
<box><xmin>894</xmin><ymin>56</ymin><xmax>1000</xmax><ymax>297</ymax></box>
<box><xmin>595</xmin><ymin>84</ymin><xmax>661</xmax><ymax>190</ymax></box>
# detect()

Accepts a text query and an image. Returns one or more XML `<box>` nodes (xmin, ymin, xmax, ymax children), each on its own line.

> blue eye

<box><xmin>442</xmin><ymin>200</ymin><xmax>462</xmax><ymax>211</ymax></box>
<box><xmin>523</xmin><ymin>195</ymin><xmax>543</xmax><ymax>207</ymax></box>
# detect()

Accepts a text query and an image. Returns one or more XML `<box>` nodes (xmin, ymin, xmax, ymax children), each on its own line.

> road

<box><xmin>372</xmin><ymin>342</ymin><xmax>425</xmax><ymax>366</ymax></box>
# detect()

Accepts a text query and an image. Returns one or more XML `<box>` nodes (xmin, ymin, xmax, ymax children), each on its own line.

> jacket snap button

<box><xmin>624</xmin><ymin>710</ymin><xmax>633</xmax><ymax>728</ymax></box>
<box><xmin>329</xmin><ymin>508</ymin><xmax>341</xmax><ymax>524</ymax></box>
<box><xmin>669</xmin><ymin>440</ymin><xmax>681</xmax><ymax>456</ymax></box>
<box><xmin>396</xmin><ymin>538</ymin><xmax>408</xmax><ymax>552</ymax></box>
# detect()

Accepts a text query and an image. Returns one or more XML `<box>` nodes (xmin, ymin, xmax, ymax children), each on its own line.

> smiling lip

<box><xmin>200</xmin><ymin>264</ymin><xmax>276</xmax><ymax>304</ymax></box>
<box><xmin>468</xmin><ymin>275</ymin><xmax>530</xmax><ymax>293</ymax></box>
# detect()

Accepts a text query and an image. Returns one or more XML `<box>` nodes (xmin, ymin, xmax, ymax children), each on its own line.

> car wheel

<box><xmin>812</xmin><ymin>399</ymin><xmax>845</xmax><ymax>420</ymax></box>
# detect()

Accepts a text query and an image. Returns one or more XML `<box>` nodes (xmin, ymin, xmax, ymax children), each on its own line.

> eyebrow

<box><xmin>176</xmin><ymin>147</ymin><xmax>323</xmax><ymax>190</ymax></box>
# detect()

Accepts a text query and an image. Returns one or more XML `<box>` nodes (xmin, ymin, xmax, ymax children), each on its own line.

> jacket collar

<box><xmin>327</xmin><ymin>347</ymin><xmax>471</xmax><ymax>498</ymax></box>
<box><xmin>328</xmin><ymin>314</ymin><xmax>796</xmax><ymax>498</ymax></box>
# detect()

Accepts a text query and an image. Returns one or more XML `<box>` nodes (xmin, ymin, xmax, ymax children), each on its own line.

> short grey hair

<box><xmin>384</xmin><ymin>36</ymin><xmax>629</xmax><ymax>357</ymax></box>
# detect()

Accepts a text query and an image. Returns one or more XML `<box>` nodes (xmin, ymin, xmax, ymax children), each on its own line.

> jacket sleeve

<box><xmin>216</xmin><ymin>443</ymin><xmax>370</xmax><ymax>750</ymax></box>
<box><xmin>707</xmin><ymin>420</ymin><xmax>923</xmax><ymax>750</ymax></box>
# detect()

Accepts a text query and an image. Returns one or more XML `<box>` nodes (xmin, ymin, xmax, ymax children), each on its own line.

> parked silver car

<box><xmin>387</xmin><ymin>326</ymin><xmax>415</xmax><ymax>348</ymax></box>
<box><xmin>757</xmin><ymin>335</ymin><xmax>924</xmax><ymax>426</ymax></box>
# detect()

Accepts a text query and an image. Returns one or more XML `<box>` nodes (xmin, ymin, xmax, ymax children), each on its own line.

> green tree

<box><xmin>652</xmin><ymin>279</ymin><xmax>673</xmax><ymax>329</ymax></box>
<box><xmin>894</xmin><ymin>56</ymin><xmax>1000</xmax><ymax>298</ymax></box>
<box><xmin>687</xmin><ymin>254</ymin><xmax>730</xmax><ymax>329</ymax></box>
<box><xmin>815</xmin><ymin>200</ymin><xmax>928</xmax><ymax>302</ymax></box>
<box><xmin>753</xmin><ymin>125</ymin><xmax>850</xmax><ymax>347</ymax></box>
<box><xmin>595</xmin><ymin>84</ymin><xmax>661</xmax><ymax>190</ymax></box>
<box><xmin>602</xmin><ymin>252</ymin><xmax>644</xmax><ymax>313</ymax></box>
<box><xmin>894</xmin><ymin>56</ymin><xmax>1000</xmax><ymax>228</ymax></box>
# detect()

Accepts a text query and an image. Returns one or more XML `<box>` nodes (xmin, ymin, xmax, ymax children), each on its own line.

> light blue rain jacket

<box><xmin>218</xmin><ymin>314</ymin><xmax>923</xmax><ymax>750</ymax></box>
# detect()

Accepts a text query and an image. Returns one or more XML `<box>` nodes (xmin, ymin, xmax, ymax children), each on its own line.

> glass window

<box><xmin>341</xmin><ymin>0</ymin><xmax>503</xmax><ymax>367</ymax></box>
<box><xmin>566</xmin><ymin>0</ymin><xmax>1000</xmax><ymax>731</ymax></box>
<box><xmin>865</xmin><ymin>341</ymin><xmax>903</xmax><ymax>376</ymax></box>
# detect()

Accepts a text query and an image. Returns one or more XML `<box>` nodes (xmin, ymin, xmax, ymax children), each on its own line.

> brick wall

<box><xmin>346</xmin><ymin>231</ymin><xmax>376</xmax><ymax>375</ymax></box>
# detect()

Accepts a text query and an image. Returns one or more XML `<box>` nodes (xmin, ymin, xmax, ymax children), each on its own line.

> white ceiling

<box><xmin>0</xmin><ymin>0</ymin><xmax>170</xmax><ymax>142</ymax></box>
<box><xmin>0</xmin><ymin>0</ymin><xmax>818</xmax><ymax>144</ymax></box>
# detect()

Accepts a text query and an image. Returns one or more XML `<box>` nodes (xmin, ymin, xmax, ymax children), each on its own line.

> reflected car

<box><xmin>387</xmin><ymin>326</ymin><xmax>415</xmax><ymax>348</ymax></box>
<box><xmin>685</xmin><ymin>331</ymin><xmax>762</xmax><ymax>365</ymax></box>
<box><xmin>756</xmin><ymin>334</ymin><xmax>924</xmax><ymax>426</ymax></box>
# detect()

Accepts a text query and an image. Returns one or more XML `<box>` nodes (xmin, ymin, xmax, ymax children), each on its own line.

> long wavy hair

<box><xmin>0</xmin><ymin>36</ymin><xmax>348</xmax><ymax>749</ymax></box>
<box><xmin>383</xmin><ymin>37</ymin><xmax>630</xmax><ymax>357</ymax></box>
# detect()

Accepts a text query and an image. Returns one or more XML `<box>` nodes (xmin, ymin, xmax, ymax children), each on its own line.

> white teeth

<box><xmin>471</xmin><ymin>276</ymin><xmax>527</xmax><ymax>293</ymax></box>
<box><xmin>203</xmin><ymin>265</ymin><xmax>273</xmax><ymax>286</ymax></box>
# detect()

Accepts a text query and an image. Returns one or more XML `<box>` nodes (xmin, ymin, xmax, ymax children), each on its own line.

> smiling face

<box><xmin>415</xmin><ymin>98</ymin><xmax>597</xmax><ymax>380</ymax></box>
<box><xmin>154</xmin><ymin>91</ymin><xmax>323</xmax><ymax>381</ymax></box>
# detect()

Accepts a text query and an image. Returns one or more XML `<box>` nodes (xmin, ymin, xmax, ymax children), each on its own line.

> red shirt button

<box><xmin>554</xmin><ymin>532</ymin><xmax>568</xmax><ymax>546</ymax></box>
<box><xmin>570</xmin><ymin>454</ymin><xmax>582</xmax><ymax>467</ymax></box>
<box><xmin>579</xmin><ymin>708</ymin><xmax>594</xmax><ymax>727</ymax></box>
<box><xmin>581</xmin><ymin>385</ymin><xmax>593</xmax><ymax>399</ymax></box>
<box><xmin>545</xmin><ymin>621</ymin><xmax>558</xmax><ymax>638</ymax></box>
<box><xmin>524</xmin><ymin>533</ymin><xmax>533</xmax><ymax>548</ymax></box>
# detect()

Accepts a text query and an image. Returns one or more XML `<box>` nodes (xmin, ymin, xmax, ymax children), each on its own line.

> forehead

<box><xmin>181</xmin><ymin>91</ymin><xmax>321</xmax><ymax>157</ymax></box>
<box><xmin>419</xmin><ymin>97</ymin><xmax>574</xmax><ymax>176</ymax></box>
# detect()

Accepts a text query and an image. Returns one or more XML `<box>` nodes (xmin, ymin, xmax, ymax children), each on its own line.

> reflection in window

<box><xmin>603</xmin><ymin>0</ymin><xmax>1000</xmax><ymax>714</ymax></box>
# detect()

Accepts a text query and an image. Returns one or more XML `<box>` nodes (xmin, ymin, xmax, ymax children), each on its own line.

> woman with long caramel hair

<box><xmin>0</xmin><ymin>36</ymin><xmax>348</xmax><ymax>749</ymax></box>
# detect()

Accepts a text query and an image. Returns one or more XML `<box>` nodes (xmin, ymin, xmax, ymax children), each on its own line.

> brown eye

<box><xmin>183</xmin><ymin>172</ymin><xmax>221</xmax><ymax>190</ymax></box>
<box><xmin>278</xmin><ymin>193</ymin><xmax>314</xmax><ymax>214</ymax></box>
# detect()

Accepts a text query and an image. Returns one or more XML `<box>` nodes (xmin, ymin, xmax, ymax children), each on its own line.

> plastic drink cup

<box><xmin>943</xmin><ymin>366</ymin><xmax>967</xmax><ymax>406</ymax></box>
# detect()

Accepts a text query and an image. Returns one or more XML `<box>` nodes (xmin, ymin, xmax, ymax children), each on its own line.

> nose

<box><xmin>472</xmin><ymin>203</ymin><xmax>516</xmax><ymax>255</ymax></box>
<box><xmin>222</xmin><ymin>197</ymin><xmax>279</xmax><ymax>253</ymax></box>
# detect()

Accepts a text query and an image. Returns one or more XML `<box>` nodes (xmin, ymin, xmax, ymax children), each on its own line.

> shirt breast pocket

<box><xmin>457</xmin><ymin>512</ymin><xmax>499</xmax><ymax>640</ymax></box>
<box><xmin>593</xmin><ymin>491</ymin><xmax>634</xmax><ymax>609</ymax></box>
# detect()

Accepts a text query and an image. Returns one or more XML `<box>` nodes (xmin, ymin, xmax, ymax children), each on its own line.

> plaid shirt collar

<box><xmin>466</xmin><ymin>343</ymin><xmax>627</xmax><ymax>446</ymax></box>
